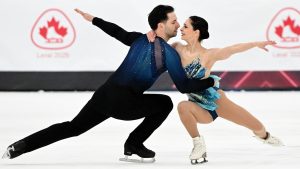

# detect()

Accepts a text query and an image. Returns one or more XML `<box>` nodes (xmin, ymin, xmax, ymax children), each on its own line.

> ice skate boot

<box><xmin>2</xmin><ymin>141</ymin><xmax>26</xmax><ymax>159</ymax></box>
<box><xmin>119</xmin><ymin>143</ymin><xmax>155</xmax><ymax>163</ymax></box>
<box><xmin>190</xmin><ymin>136</ymin><xmax>207</xmax><ymax>165</ymax></box>
<box><xmin>255</xmin><ymin>132</ymin><xmax>284</xmax><ymax>147</ymax></box>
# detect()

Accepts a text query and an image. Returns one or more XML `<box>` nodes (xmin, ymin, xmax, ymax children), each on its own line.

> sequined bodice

<box><xmin>183</xmin><ymin>58</ymin><xmax>207</xmax><ymax>79</ymax></box>
<box><xmin>183</xmin><ymin>57</ymin><xmax>221</xmax><ymax>112</ymax></box>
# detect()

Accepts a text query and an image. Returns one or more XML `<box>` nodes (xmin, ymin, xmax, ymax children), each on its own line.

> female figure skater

<box><xmin>177</xmin><ymin>16</ymin><xmax>283</xmax><ymax>164</ymax></box>
<box><xmin>148</xmin><ymin>15</ymin><xmax>283</xmax><ymax>164</ymax></box>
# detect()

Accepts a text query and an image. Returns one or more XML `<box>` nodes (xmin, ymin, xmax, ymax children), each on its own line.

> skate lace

<box><xmin>193</xmin><ymin>143</ymin><xmax>205</xmax><ymax>153</ymax></box>
<box><xmin>9</xmin><ymin>146</ymin><xmax>15</xmax><ymax>151</ymax></box>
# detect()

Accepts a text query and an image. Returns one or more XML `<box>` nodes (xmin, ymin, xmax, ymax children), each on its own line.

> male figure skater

<box><xmin>3</xmin><ymin>5</ymin><xmax>216</xmax><ymax>163</ymax></box>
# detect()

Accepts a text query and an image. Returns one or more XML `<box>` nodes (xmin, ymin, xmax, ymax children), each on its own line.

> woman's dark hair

<box><xmin>148</xmin><ymin>5</ymin><xmax>174</xmax><ymax>30</ymax></box>
<box><xmin>189</xmin><ymin>16</ymin><xmax>210</xmax><ymax>42</ymax></box>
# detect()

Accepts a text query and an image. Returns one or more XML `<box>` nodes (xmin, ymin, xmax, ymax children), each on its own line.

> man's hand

<box><xmin>209</xmin><ymin>75</ymin><xmax>221</xmax><ymax>88</ymax></box>
<box><xmin>257</xmin><ymin>41</ymin><xmax>276</xmax><ymax>52</ymax></box>
<box><xmin>74</xmin><ymin>8</ymin><xmax>94</xmax><ymax>22</ymax></box>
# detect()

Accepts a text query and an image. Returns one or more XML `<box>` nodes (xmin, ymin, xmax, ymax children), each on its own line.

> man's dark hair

<box><xmin>148</xmin><ymin>5</ymin><xmax>174</xmax><ymax>30</ymax></box>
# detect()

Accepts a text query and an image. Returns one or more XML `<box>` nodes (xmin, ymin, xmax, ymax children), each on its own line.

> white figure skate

<box><xmin>189</xmin><ymin>136</ymin><xmax>208</xmax><ymax>165</ymax></box>
<box><xmin>255</xmin><ymin>132</ymin><xmax>284</xmax><ymax>147</ymax></box>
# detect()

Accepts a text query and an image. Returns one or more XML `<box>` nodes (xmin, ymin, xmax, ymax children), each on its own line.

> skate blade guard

<box><xmin>191</xmin><ymin>158</ymin><xmax>208</xmax><ymax>165</ymax></box>
<box><xmin>119</xmin><ymin>155</ymin><xmax>155</xmax><ymax>163</ymax></box>
<box><xmin>191</xmin><ymin>152</ymin><xmax>208</xmax><ymax>165</ymax></box>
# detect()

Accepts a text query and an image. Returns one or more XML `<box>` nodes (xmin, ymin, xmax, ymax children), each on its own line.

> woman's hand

<box><xmin>146</xmin><ymin>30</ymin><xmax>156</xmax><ymax>42</ymax></box>
<box><xmin>256</xmin><ymin>41</ymin><xmax>276</xmax><ymax>52</ymax></box>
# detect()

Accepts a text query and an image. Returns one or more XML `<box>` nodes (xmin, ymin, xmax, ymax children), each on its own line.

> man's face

<box><xmin>163</xmin><ymin>12</ymin><xmax>180</xmax><ymax>38</ymax></box>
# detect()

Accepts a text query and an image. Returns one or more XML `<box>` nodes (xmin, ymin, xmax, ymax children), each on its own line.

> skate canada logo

<box><xmin>31</xmin><ymin>9</ymin><xmax>76</xmax><ymax>50</ymax></box>
<box><xmin>267</xmin><ymin>7</ymin><xmax>300</xmax><ymax>49</ymax></box>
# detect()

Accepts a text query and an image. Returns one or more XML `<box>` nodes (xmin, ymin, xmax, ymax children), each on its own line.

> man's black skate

<box><xmin>2</xmin><ymin>141</ymin><xmax>26</xmax><ymax>159</ymax></box>
<box><xmin>119</xmin><ymin>143</ymin><xmax>155</xmax><ymax>163</ymax></box>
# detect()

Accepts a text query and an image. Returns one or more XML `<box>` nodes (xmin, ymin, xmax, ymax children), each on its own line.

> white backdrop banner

<box><xmin>0</xmin><ymin>0</ymin><xmax>299</xmax><ymax>71</ymax></box>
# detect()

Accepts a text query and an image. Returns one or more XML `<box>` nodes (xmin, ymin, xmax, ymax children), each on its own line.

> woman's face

<box><xmin>180</xmin><ymin>19</ymin><xmax>198</xmax><ymax>42</ymax></box>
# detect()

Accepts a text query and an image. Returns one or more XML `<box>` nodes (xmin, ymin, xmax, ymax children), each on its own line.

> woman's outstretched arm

<box><xmin>212</xmin><ymin>41</ymin><xmax>276</xmax><ymax>61</ymax></box>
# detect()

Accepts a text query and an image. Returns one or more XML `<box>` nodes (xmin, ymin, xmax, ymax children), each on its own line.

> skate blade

<box><xmin>268</xmin><ymin>141</ymin><xmax>285</xmax><ymax>147</ymax></box>
<box><xmin>269</xmin><ymin>143</ymin><xmax>285</xmax><ymax>147</ymax></box>
<box><xmin>191</xmin><ymin>158</ymin><xmax>208</xmax><ymax>165</ymax></box>
<box><xmin>2</xmin><ymin>151</ymin><xmax>10</xmax><ymax>159</ymax></box>
<box><xmin>119</xmin><ymin>155</ymin><xmax>155</xmax><ymax>163</ymax></box>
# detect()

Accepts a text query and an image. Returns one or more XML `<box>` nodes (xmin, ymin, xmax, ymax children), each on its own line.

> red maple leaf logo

<box><xmin>39</xmin><ymin>26</ymin><xmax>48</xmax><ymax>39</ymax></box>
<box><xmin>266</xmin><ymin>7</ymin><xmax>300</xmax><ymax>49</ymax></box>
<box><xmin>39</xmin><ymin>17</ymin><xmax>68</xmax><ymax>43</ymax></box>
<box><xmin>47</xmin><ymin>17</ymin><xmax>67</xmax><ymax>36</ymax></box>
<box><xmin>275</xmin><ymin>16</ymin><xmax>300</xmax><ymax>42</ymax></box>
<box><xmin>31</xmin><ymin>8</ymin><xmax>76</xmax><ymax>50</ymax></box>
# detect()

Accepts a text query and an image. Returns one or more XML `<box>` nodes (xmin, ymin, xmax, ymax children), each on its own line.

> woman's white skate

<box><xmin>190</xmin><ymin>136</ymin><xmax>208</xmax><ymax>165</ymax></box>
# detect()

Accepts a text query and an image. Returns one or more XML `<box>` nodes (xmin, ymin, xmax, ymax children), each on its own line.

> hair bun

<box><xmin>189</xmin><ymin>16</ymin><xmax>209</xmax><ymax>41</ymax></box>
<box><xmin>201</xmin><ymin>30</ymin><xmax>209</xmax><ymax>40</ymax></box>
<box><xmin>202</xmin><ymin>31</ymin><xmax>209</xmax><ymax>39</ymax></box>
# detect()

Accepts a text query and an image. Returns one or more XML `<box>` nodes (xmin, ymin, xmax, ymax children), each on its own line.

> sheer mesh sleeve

<box><xmin>92</xmin><ymin>17</ymin><xmax>143</xmax><ymax>46</ymax></box>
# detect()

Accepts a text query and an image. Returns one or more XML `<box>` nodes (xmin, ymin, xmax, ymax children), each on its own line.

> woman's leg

<box><xmin>177</xmin><ymin>101</ymin><xmax>213</xmax><ymax>138</ymax></box>
<box><xmin>177</xmin><ymin>101</ymin><xmax>211</xmax><ymax>162</ymax></box>
<box><xmin>215</xmin><ymin>90</ymin><xmax>267</xmax><ymax>138</ymax></box>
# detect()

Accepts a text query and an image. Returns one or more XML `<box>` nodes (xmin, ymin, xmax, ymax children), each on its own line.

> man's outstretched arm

<box><xmin>75</xmin><ymin>8</ymin><xmax>143</xmax><ymax>46</ymax></box>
